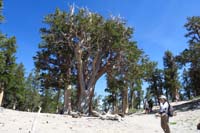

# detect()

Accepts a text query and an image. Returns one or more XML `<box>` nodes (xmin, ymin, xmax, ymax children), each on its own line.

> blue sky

<box><xmin>1</xmin><ymin>0</ymin><xmax>200</xmax><ymax>96</ymax></box>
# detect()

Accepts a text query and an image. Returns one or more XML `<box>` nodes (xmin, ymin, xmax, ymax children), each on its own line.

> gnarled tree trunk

<box><xmin>122</xmin><ymin>87</ymin><xmax>129</xmax><ymax>114</ymax></box>
<box><xmin>175</xmin><ymin>88</ymin><xmax>180</xmax><ymax>102</ymax></box>
<box><xmin>113</xmin><ymin>94</ymin><xmax>118</xmax><ymax>114</ymax></box>
<box><xmin>64</xmin><ymin>84</ymin><xmax>72</xmax><ymax>114</ymax></box>
<box><xmin>0</xmin><ymin>89</ymin><xmax>4</xmax><ymax>107</ymax></box>
<box><xmin>77</xmin><ymin>89</ymin><xmax>90</xmax><ymax>114</ymax></box>
<box><xmin>56</xmin><ymin>89</ymin><xmax>61</xmax><ymax>113</ymax></box>
<box><xmin>130</xmin><ymin>89</ymin><xmax>136</xmax><ymax>109</ymax></box>
<box><xmin>0</xmin><ymin>82</ymin><xmax>4</xmax><ymax>107</ymax></box>
<box><xmin>77</xmin><ymin>83</ymin><xmax>95</xmax><ymax>114</ymax></box>
<box><xmin>13</xmin><ymin>101</ymin><xmax>17</xmax><ymax>110</ymax></box>
<box><xmin>89</xmin><ymin>84</ymin><xmax>95</xmax><ymax>115</ymax></box>
<box><xmin>75</xmin><ymin>45</ymin><xmax>105</xmax><ymax>114</ymax></box>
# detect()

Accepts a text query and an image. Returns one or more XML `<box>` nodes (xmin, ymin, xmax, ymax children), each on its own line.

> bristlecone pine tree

<box><xmin>176</xmin><ymin>16</ymin><xmax>200</xmax><ymax>97</ymax></box>
<box><xmin>163</xmin><ymin>50</ymin><xmax>180</xmax><ymax>102</ymax></box>
<box><xmin>0</xmin><ymin>0</ymin><xmax>29</xmax><ymax>109</ymax></box>
<box><xmin>146</xmin><ymin>65</ymin><xmax>164</xmax><ymax>105</ymax></box>
<box><xmin>0</xmin><ymin>0</ymin><xmax>18</xmax><ymax>106</ymax></box>
<box><xmin>34</xmin><ymin>6</ymin><xmax>141</xmax><ymax>114</ymax></box>
<box><xmin>0</xmin><ymin>35</ymin><xmax>17</xmax><ymax>106</ymax></box>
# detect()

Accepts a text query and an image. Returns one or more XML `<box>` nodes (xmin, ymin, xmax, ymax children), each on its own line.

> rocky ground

<box><xmin>0</xmin><ymin>100</ymin><xmax>200</xmax><ymax>133</ymax></box>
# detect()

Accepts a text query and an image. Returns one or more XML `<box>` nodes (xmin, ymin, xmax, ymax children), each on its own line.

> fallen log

<box><xmin>99</xmin><ymin>113</ymin><xmax>122</xmax><ymax>121</ymax></box>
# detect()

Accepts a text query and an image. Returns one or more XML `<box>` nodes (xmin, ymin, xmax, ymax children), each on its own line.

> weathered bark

<box><xmin>78</xmin><ymin>80</ymin><xmax>95</xmax><ymax>114</ymax></box>
<box><xmin>85</xmin><ymin>65</ymin><xmax>110</xmax><ymax>114</ymax></box>
<box><xmin>77</xmin><ymin>89</ymin><xmax>90</xmax><ymax>113</ymax></box>
<box><xmin>56</xmin><ymin>89</ymin><xmax>61</xmax><ymax>113</ymax></box>
<box><xmin>175</xmin><ymin>88</ymin><xmax>180</xmax><ymax>102</ymax></box>
<box><xmin>0</xmin><ymin>89</ymin><xmax>4</xmax><ymax>107</ymax></box>
<box><xmin>84</xmin><ymin>51</ymin><xmax>102</xmax><ymax>114</ymax></box>
<box><xmin>139</xmin><ymin>91</ymin><xmax>143</xmax><ymax>109</ymax></box>
<box><xmin>75</xmin><ymin>45</ymin><xmax>89</xmax><ymax>113</ymax></box>
<box><xmin>129</xmin><ymin>82</ymin><xmax>135</xmax><ymax>109</ymax></box>
<box><xmin>113</xmin><ymin>94</ymin><xmax>118</xmax><ymax>114</ymax></box>
<box><xmin>122</xmin><ymin>87</ymin><xmax>129</xmax><ymax>114</ymax></box>
<box><xmin>76</xmin><ymin>49</ymin><xmax>105</xmax><ymax>113</ymax></box>
<box><xmin>100</xmin><ymin>113</ymin><xmax>122</xmax><ymax>121</ymax></box>
<box><xmin>75</xmin><ymin>36</ymin><xmax>120</xmax><ymax>114</ymax></box>
<box><xmin>129</xmin><ymin>89</ymin><xmax>135</xmax><ymax>109</ymax></box>
<box><xmin>12</xmin><ymin>101</ymin><xmax>17</xmax><ymax>110</ymax></box>
<box><xmin>0</xmin><ymin>82</ymin><xmax>4</xmax><ymax>107</ymax></box>
<box><xmin>64</xmin><ymin>85</ymin><xmax>72</xmax><ymax>114</ymax></box>
<box><xmin>89</xmin><ymin>85</ymin><xmax>95</xmax><ymax>115</ymax></box>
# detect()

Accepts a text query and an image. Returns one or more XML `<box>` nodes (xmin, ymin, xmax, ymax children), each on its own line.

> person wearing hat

<box><xmin>159</xmin><ymin>95</ymin><xmax>170</xmax><ymax>133</ymax></box>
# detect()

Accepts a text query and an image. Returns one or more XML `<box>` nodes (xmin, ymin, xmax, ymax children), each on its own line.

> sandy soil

<box><xmin>0</xmin><ymin>106</ymin><xmax>200</xmax><ymax>133</ymax></box>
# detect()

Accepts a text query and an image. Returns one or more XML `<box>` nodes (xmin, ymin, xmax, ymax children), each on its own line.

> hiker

<box><xmin>144</xmin><ymin>99</ymin><xmax>150</xmax><ymax>114</ymax></box>
<box><xmin>159</xmin><ymin>95</ymin><xmax>170</xmax><ymax>133</ymax></box>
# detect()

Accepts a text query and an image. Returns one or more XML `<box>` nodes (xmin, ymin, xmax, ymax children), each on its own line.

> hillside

<box><xmin>0</xmin><ymin>99</ymin><xmax>200</xmax><ymax>133</ymax></box>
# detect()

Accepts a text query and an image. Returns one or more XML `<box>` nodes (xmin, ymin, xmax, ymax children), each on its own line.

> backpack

<box><xmin>167</xmin><ymin>102</ymin><xmax>174</xmax><ymax>117</ymax></box>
